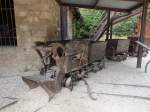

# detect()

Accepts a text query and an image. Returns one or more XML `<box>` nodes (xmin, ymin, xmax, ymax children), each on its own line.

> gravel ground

<box><xmin>0</xmin><ymin>54</ymin><xmax>150</xmax><ymax>112</ymax></box>
<box><xmin>0</xmin><ymin>76</ymin><xmax>29</xmax><ymax>109</ymax></box>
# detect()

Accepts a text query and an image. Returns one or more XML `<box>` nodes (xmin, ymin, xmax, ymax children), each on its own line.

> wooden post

<box><xmin>110</xmin><ymin>24</ymin><xmax>113</xmax><ymax>39</ymax></box>
<box><xmin>137</xmin><ymin>2</ymin><xmax>148</xmax><ymax>68</ymax></box>
<box><xmin>60</xmin><ymin>6</ymin><xmax>68</xmax><ymax>40</ymax></box>
<box><xmin>106</xmin><ymin>11</ymin><xmax>110</xmax><ymax>40</ymax></box>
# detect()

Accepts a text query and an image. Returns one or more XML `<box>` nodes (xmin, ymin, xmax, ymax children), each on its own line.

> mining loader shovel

<box><xmin>22</xmin><ymin>66</ymin><xmax>65</xmax><ymax>97</ymax></box>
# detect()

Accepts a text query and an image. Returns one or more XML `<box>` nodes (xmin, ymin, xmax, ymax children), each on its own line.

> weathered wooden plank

<box><xmin>137</xmin><ymin>3</ymin><xmax>148</xmax><ymax>68</ymax></box>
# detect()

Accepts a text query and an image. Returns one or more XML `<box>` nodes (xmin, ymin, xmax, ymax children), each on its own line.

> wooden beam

<box><xmin>137</xmin><ymin>2</ymin><xmax>148</xmax><ymax>68</ymax></box>
<box><xmin>128</xmin><ymin>3</ymin><xmax>143</xmax><ymax>12</ymax></box>
<box><xmin>56</xmin><ymin>0</ymin><xmax>147</xmax><ymax>12</ymax></box>
<box><xmin>110</xmin><ymin>24</ymin><xmax>113</xmax><ymax>39</ymax></box>
<box><xmin>112</xmin><ymin>9</ymin><xmax>142</xmax><ymax>24</ymax></box>
<box><xmin>60</xmin><ymin>6</ymin><xmax>68</xmax><ymax>40</ymax></box>
<box><xmin>121</xmin><ymin>0</ymin><xmax>150</xmax><ymax>3</ymax></box>
<box><xmin>92</xmin><ymin>12</ymin><xmax>117</xmax><ymax>41</ymax></box>
<box><xmin>106</xmin><ymin>11</ymin><xmax>110</xmax><ymax>40</ymax></box>
<box><xmin>58</xmin><ymin>2</ymin><xmax>132</xmax><ymax>12</ymax></box>
<box><xmin>92</xmin><ymin>7</ymin><xmax>150</xmax><ymax>41</ymax></box>
<box><xmin>93</xmin><ymin>0</ymin><xmax>99</xmax><ymax>7</ymax></box>
<box><xmin>113</xmin><ymin>8</ymin><xmax>150</xmax><ymax>25</ymax></box>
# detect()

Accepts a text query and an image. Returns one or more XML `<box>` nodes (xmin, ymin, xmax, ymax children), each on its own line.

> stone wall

<box><xmin>0</xmin><ymin>0</ymin><xmax>60</xmax><ymax>76</ymax></box>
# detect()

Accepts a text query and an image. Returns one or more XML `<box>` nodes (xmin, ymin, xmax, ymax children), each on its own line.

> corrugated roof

<box><xmin>56</xmin><ymin>0</ymin><xmax>148</xmax><ymax>12</ymax></box>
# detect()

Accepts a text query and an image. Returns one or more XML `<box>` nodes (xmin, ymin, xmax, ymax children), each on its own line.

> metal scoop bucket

<box><xmin>22</xmin><ymin>66</ymin><xmax>65</xmax><ymax>97</ymax></box>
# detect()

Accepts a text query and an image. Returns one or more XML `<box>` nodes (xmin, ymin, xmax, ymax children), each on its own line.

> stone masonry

<box><xmin>0</xmin><ymin>0</ymin><xmax>61</xmax><ymax>76</ymax></box>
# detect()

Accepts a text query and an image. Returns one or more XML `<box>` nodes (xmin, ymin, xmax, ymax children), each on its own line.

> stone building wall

<box><xmin>0</xmin><ymin>0</ymin><xmax>61</xmax><ymax>76</ymax></box>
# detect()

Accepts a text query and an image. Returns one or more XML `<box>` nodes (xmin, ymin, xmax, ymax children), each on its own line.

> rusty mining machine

<box><xmin>22</xmin><ymin>0</ymin><xmax>149</xmax><ymax>99</ymax></box>
<box><xmin>22</xmin><ymin>40</ymin><xmax>107</xmax><ymax>98</ymax></box>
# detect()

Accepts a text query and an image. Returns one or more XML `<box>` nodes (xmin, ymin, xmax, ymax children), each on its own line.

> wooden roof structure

<box><xmin>56</xmin><ymin>0</ymin><xmax>149</xmax><ymax>12</ymax></box>
<box><xmin>57</xmin><ymin>0</ymin><xmax>150</xmax><ymax>68</ymax></box>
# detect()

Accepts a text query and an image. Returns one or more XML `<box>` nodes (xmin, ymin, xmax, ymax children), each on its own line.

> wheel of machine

<box><xmin>65</xmin><ymin>72</ymin><xmax>77</xmax><ymax>91</ymax></box>
<box><xmin>40</xmin><ymin>67</ymin><xmax>46</xmax><ymax>75</ymax></box>
<box><xmin>65</xmin><ymin>77</ymin><xmax>71</xmax><ymax>87</ymax></box>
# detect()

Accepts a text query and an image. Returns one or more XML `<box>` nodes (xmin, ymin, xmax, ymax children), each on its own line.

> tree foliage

<box><xmin>112</xmin><ymin>17</ymin><xmax>138</xmax><ymax>37</ymax></box>
<box><xmin>75</xmin><ymin>7</ymin><xmax>150</xmax><ymax>39</ymax></box>
<box><xmin>75</xmin><ymin>9</ymin><xmax>106</xmax><ymax>38</ymax></box>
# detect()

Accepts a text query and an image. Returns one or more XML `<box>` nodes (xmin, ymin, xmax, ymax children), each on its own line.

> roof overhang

<box><xmin>56</xmin><ymin>0</ymin><xmax>150</xmax><ymax>12</ymax></box>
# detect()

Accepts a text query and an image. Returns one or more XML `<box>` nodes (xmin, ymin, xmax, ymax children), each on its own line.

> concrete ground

<box><xmin>0</xmin><ymin>54</ymin><xmax>150</xmax><ymax>112</ymax></box>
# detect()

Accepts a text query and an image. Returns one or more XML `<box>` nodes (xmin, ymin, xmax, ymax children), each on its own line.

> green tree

<box><xmin>75</xmin><ymin>8</ymin><xmax>150</xmax><ymax>39</ymax></box>
<box><xmin>112</xmin><ymin>17</ymin><xmax>138</xmax><ymax>37</ymax></box>
<box><xmin>75</xmin><ymin>9</ymin><xmax>106</xmax><ymax>38</ymax></box>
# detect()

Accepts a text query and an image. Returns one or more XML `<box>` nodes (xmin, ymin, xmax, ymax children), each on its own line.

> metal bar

<box><xmin>136</xmin><ymin>41</ymin><xmax>150</xmax><ymax>73</ymax></box>
<box><xmin>145</xmin><ymin>60</ymin><xmax>150</xmax><ymax>73</ymax></box>
<box><xmin>137</xmin><ymin>3</ymin><xmax>148</xmax><ymax>68</ymax></box>
<box><xmin>136</xmin><ymin>41</ymin><xmax>150</xmax><ymax>51</ymax></box>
